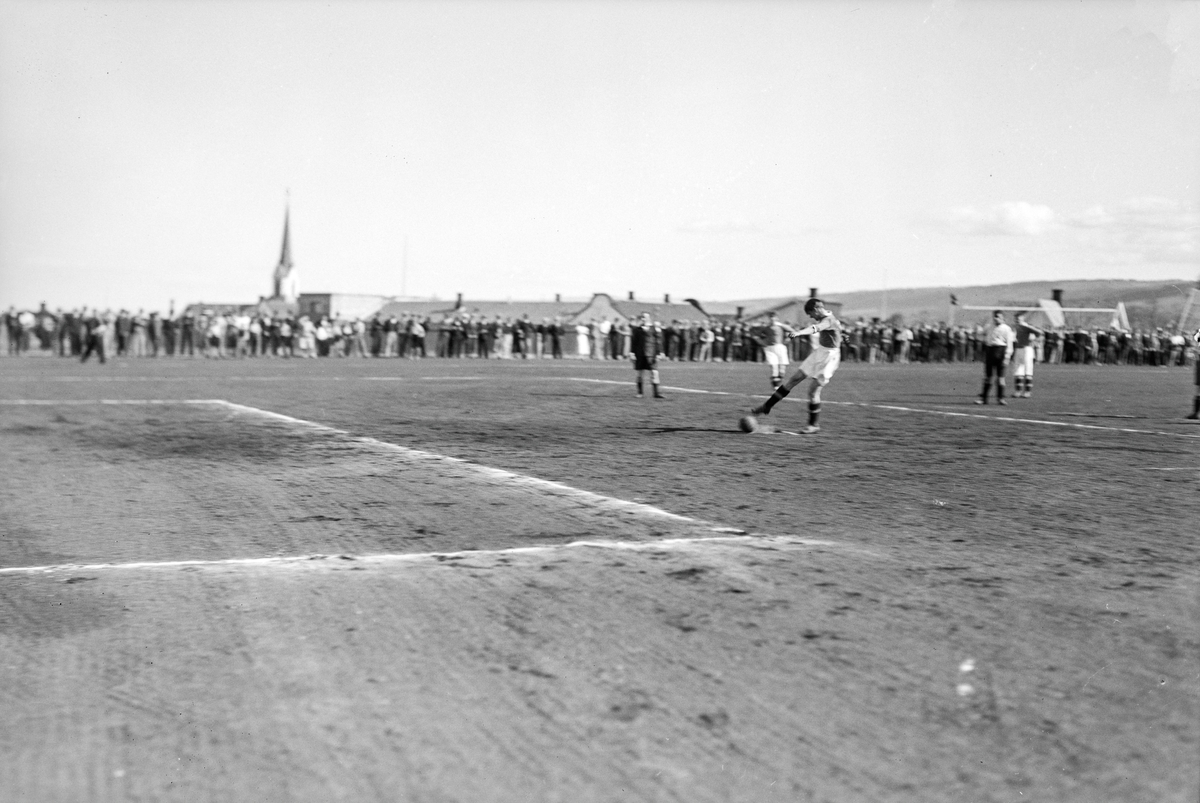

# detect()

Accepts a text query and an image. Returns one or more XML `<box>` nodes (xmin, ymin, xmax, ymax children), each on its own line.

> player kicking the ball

<box><xmin>748</xmin><ymin>297</ymin><xmax>842</xmax><ymax>434</ymax></box>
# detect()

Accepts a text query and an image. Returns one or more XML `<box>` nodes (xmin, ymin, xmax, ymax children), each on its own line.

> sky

<box><xmin>1</xmin><ymin>0</ymin><xmax>1197</xmax><ymax>312</ymax></box>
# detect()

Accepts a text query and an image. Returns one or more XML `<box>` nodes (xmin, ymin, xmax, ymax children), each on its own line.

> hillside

<box><xmin>821</xmin><ymin>279</ymin><xmax>1199</xmax><ymax>330</ymax></box>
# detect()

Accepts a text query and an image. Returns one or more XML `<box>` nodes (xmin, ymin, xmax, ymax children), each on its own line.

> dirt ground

<box><xmin>1</xmin><ymin>356</ymin><xmax>1197</xmax><ymax>802</ymax></box>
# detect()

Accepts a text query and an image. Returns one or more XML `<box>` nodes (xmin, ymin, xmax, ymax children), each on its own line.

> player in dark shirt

<box><xmin>80</xmin><ymin>310</ymin><xmax>107</xmax><ymax>364</ymax></box>
<box><xmin>630</xmin><ymin>313</ymin><xmax>665</xmax><ymax>399</ymax></box>
<box><xmin>1011</xmin><ymin>311</ymin><xmax>1045</xmax><ymax>398</ymax></box>
<box><xmin>1188</xmin><ymin>328</ymin><xmax>1200</xmax><ymax>420</ymax></box>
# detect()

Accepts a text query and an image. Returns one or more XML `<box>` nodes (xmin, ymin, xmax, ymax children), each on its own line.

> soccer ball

<box><xmin>738</xmin><ymin>415</ymin><xmax>759</xmax><ymax>433</ymax></box>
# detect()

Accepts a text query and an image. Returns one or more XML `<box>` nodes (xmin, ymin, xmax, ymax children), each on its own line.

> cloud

<box><xmin>926</xmin><ymin>197</ymin><xmax>1198</xmax><ymax>266</ymax></box>
<box><xmin>675</xmin><ymin>219</ymin><xmax>833</xmax><ymax>236</ymax></box>
<box><xmin>1065</xmin><ymin>197</ymin><xmax>1199</xmax><ymax>265</ymax></box>
<box><xmin>1063</xmin><ymin>205</ymin><xmax>1113</xmax><ymax>229</ymax></box>
<box><xmin>676</xmin><ymin>219</ymin><xmax>762</xmax><ymax>235</ymax></box>
<box><xmin>942</xmin><ymin>202</ymin><xmax>1058</xmax><ymax>236</ymax></box>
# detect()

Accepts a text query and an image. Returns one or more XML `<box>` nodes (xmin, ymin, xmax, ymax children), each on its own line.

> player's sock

<box><xmin>761</xmin><ymin>385</ymin><xmax>790</xmax><ymax>413</ymax></box>
<box><xmin>980</xmin><ymin>380</ymin><xmax>990</xmax><ymax>401</ymax></box>
<box><xmin>1190</xmin><ymin>394</ymin><xmax>1200</xmax><ymax>418</ymax></box>
<box><xmin>636</xmin><ymin>377</ymin><xmax>643</xmax><ymax>396</ymax></box>
<box><xmin>997</xmin><ymin>381</ymin><xmax>1006</xmax><ymax>401</ymax></box>
<box><xmin>808</xmin><ymin>402</ymin><xmax>821</xmax><ymax>427</ymax></box>
<box><xmin>1024</xmin><ymin>377</ymin><xmax>1032</xmax><ymax>396</ymax></box>
<box><xmin>653</xmin><ymin>384</ymin><xmax>664</xmax><ymax>399</ymax></box>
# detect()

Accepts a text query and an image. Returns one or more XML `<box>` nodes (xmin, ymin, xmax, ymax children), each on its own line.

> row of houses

<box><xmin>186</xmin><ymin>290</ymin><xmax>839</xmax><ymax>327</ymax></box>
<box><xmin>183</xmin><ymin>286</ymin><xmax>1142</xmax><ymax>333</ymax></box>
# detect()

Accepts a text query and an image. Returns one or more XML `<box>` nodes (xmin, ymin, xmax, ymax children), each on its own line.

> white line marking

<box><xmin>4</xmin><ymin>376</ymin><xmax>349</xmax><ymax>382</ymax></box>
<box><xmin>362</xmin><ymin>376</ymin><xmax>486</xmax><ymax>381</ymax></box>
<box><xmin>0</xmin><ymin>534</ymin><xmax>848</xmax><ymax>576</ymax></box>
<box><xmin>1047</xmin><ymin>412</ymin><xmax>1143</xmax><ymax>419</ymax></box>
<box><xmin>568</xmin><ymin>377</ymin><xmax>734</xmax><ymax>395</ymax></box>
<box><xmin>560</xmin><ymin>378</ymin><xmax>1200</xmax><ymax>440</ymax></box>
<box><xmin>212</xmin><ymin>399</ymin><xmax>722</xmax><ymax>527</ymax></box>
<box><xmin>3</xmin><ymin>398</ymin><xmax>754</xmax><ymax>538</ymax></box>
<box><xmin>0</xmin><ymin>399</ymin><xmax>222</xmax><ymax>405</ymax></box>
<box><xmin>838</xmin><ymin>400</ymin><xmax>1200</xmax><ymax>439</ymax></box>
<box><xmin>1</xmin><ymin>375</ymin><xmax>486</xmax><ymax>383</ymax></box>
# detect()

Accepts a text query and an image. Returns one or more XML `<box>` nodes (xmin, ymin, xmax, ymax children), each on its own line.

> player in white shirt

<box><xmin>976</xmin><ymin>310</ymin><xmax>1015</xmax><ymax>405</ymax></box>
<box><xmin>233</xmin><ymin>313</ymin><xmax>252</xmax><ymax>358</ymax></box>
<box><xmin>749</xmin><ymin>298</ymin><xmax>842</xmax><ymax>434</ymax></box>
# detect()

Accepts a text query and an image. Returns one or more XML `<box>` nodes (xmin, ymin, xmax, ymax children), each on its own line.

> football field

<box><xmin>1</xmin><ymin>356</ymin><xmax>1197</xmax><ymax>802</ymax></box>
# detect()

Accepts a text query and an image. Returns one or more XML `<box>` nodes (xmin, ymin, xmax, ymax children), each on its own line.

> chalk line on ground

<box><xmin>211</xmin><ymin>399</ymin><xmax>744</xmax><ymax>531</ymax></box>
<box><xmin>3</xmin><ymin>398</ymin><xmax>768</xmax><ymax>540</ymax></box>
<box><xmin>0</xmin><ymin>534</ymin><xmax>847</xmax><ymax>576</ymax></box>
<box><xmin>1</xmin><ymin>375</ymin><xmax>487</xmax><ymax>383</ymax></box>
<box><xmin>0</xmin><ymin>398</ymin><xmax>222</xmax><ymax>405</ymax></box>
<box><xmin>560</xmin><ymin>377</ymin><xmax>1200</xmax><ymax>440</ymax></box>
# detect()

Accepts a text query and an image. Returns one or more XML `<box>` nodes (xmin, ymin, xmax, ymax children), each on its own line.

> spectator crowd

<box><xmin>833</xmin><ymin>319</ymin><xmax>1198</xmax><ymax>367</ymax></box>
<box><xmin>4</xmin><ymin>304</ymin><xmax>1197</xmax><ymax>368</ymax></box>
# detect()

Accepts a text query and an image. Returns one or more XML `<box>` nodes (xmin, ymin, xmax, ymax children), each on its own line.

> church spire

<box><xmin>272</xmin><ymin>196</ymin><xmax>296</xmax><ymax>300</ymax></box>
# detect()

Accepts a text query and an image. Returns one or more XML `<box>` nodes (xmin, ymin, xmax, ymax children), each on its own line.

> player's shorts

<box><xmin>634</xmin><ymin>354</ymin><xmax>657</xmax><ymax>371</ymax></box>
<box><xmin>1013</xmin><ymin>346</ymin><xmax>1035</xmax><ymax>377</ymax></box>
<box><xmin>763</xmin><ymin>343</ymin><xmax>789</xmax><ymax>368</ymax></box>
<box><xmin>984</xmin><ymin>345</ymin><xmax>1008</xmax><ymax>377</ymax></box>
<box><xmin>797</xmin><ymin>346</ymin><xmax>840</xmax><ymax>385</ymax></box>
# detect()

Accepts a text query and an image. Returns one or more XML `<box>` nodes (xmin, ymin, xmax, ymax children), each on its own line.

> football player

<box><xmin>975</xmin><ymin>310</ymin><xmax>1015</xmax><ymax>405</ymax></box>
<box><xmin>1188</xmin><ymin>327</ymin><xmax>1200</xmax><ymax>420</ymax></box>
<box><xmin>630</xmin><ymin>312</ymin><xmax>665</xmax><ymax>399</ymax></box>
<box><xmin>749</xmin><ymin>298</ymin><xmax>841</xmax><ymax>434</ymax></box>
<box><xmin>1011</xmin><ymin>311</ymin><xmax>1045</xmax><ymax>398</ymax></box>
<box><xmin>760</xmin><ymin>310</ymin><xmax>794</xmax><ymax>388</ymax></box>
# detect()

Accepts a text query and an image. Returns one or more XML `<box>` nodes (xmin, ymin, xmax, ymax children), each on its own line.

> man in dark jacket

<box><xmin>80</xmin><ymin>310</ymin><xmax>107</xmax><ymax>364</ymax></box>
<box><xmin>630</xmin><ymin>313</ymin><xmax>665</xmax><ymax>399</ymax></box>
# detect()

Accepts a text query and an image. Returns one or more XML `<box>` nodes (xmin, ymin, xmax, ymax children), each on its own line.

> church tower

<box><xmin>272</xmin><ymin>203</ymin><xmax>299</xmax><ymax>301</ymax></box>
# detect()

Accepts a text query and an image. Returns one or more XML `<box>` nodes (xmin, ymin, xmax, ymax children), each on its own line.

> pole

<box><xmin>881</xmin><ymin>266</ymin><xmax>888</xmax><ymax>321</ymax></box>
<box><xmin>1176</xmin><ymin>275</ymin><xmax>1199</xmax><ymax>332</ymax></box>
<box><xmin>401</xmin><ymin>236</ymin><xmax>408</xmax><ymax>298</ymax></box>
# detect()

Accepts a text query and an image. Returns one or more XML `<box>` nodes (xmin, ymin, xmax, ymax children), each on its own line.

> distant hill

<box><xmin>822</xmin><ymin>279</ymin><xmax>1199</xmax><ymax>330</ymax></box>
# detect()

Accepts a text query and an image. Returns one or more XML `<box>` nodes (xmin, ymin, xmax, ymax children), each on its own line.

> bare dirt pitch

<box><xmin>1</xmin><ymin>356</ymin><xmax>1197</xmax><ymax>803</ymax></box>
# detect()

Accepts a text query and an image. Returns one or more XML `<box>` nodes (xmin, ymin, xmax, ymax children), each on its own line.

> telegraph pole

<box><xmin>401</xmin><ymin>236</ymin><xmax>408</xmax><ymax>298</ymax></box>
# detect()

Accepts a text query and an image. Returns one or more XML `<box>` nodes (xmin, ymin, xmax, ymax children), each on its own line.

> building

<box><xmin>692</xmin><ymin>289</ymin><xmax>841</xmax><ymax>325</ymax></box>
<box><xmin>298</xmin><ymin>293</ymin><xmax>396</xmax><ymax>322</ymax></box>
<box><xmin>595</xmin><ymin>292</ymin><xmax>712</xmax><ymax>326</ymax></box>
